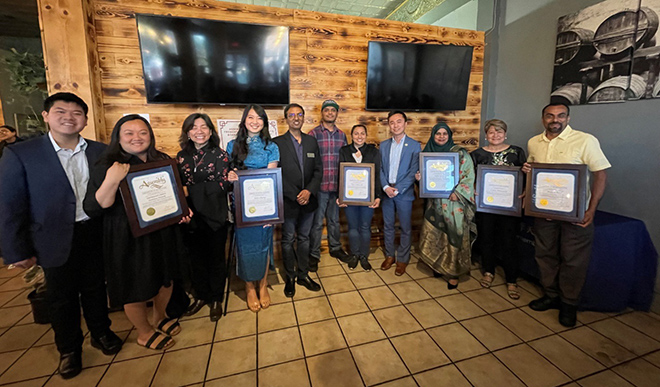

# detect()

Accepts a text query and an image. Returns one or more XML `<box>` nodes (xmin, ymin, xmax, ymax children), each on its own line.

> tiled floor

<box><xmin>2</xmin><ymin>249</ymin><xmax>660</xmax><ymax>386</ymax></box>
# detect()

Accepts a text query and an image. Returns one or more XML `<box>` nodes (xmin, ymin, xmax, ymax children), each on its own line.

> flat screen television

<box><xmin>136</xmin><ymin>14</ymin><xmax>290</xmax><ymax>105</ymax></box>
<box><xmin>365</xmin><ymin>41</ymin><xmax>474</xmax><ymax>111</ymax></box>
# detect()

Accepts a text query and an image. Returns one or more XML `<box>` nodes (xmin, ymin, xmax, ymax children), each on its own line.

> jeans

<box><xmin>344</xmin><ymin>205</ymin><xmax>374</xmax><ymax>257</ymax></box>
<box><xmin>281</xmin><ymin>211</ymin><xmax>315</xmax><ymax>279</ymax></box>
<box><xmin>310</xmin><ymin>191</ymin><xmax>341</xmax><ymax>261</ymax></box>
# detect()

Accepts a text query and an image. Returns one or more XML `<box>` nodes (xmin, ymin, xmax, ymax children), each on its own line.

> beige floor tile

<box><xmin>373</xmin><ymin>305</ymin><xmax>422</xmax><ymax>337</ymax></box>
<box><xmin>0</xmin><ymin>289</ymin><xmax>24</xmax><ymax>307</ymax></box>
<box><xmin>299</xmin><ymin>319</ymin><xmax>346</xmax><ymax>356</ymax></box>
<box><xmin>267</xmin><ymin>283</ymin><xmax>293</xmax><ymax>306</ymax></box>
<box><xmin>351</xmin><ymin>339</ymin><xmax>409</xmax><ymax>386</ymax></box>
<box><xmin>414</xmin><ymin>364</ymin><xmax>471</xmax><ymax>387</ymax></box>
<box><xmin>257</xmin><ymin>302</ymin><xmax>297</xmax><ymax>333</ymax></box>
<box><xmin>17</xmin><ymin>310</ymin><xmax>35</xmax><ymax>325</ymax></box>
<box><xmin>560</xmin><ymin>326</ymin><xmax>635</xmax><ymax>367</ymax></box>
<box><xmin>427</xmin><ymin>323</ymin><xmax>488</xmax><ymax>362</ymax></box>
<box><xmin>464</xmin><ymin>289</ymin><xmax>515</xmax><ymax>314</ymax></box>
<box><xmin>616</xmin><ymin>311</ymin><xmax>660</xmax><ymax>341</ymax></box>
<box><xmin>522</xmin><ymin>306</ymin><xmax>580</xmax><ymax>332</ymax></box>
<box><xmin>578</xmin><ymin>370</ymin><xmax>634</xmax><ymax>387</ymax></box>
<box><xmin>492</xmin><ymin>309</ymin><xmax>553</xmax><ymax>341</ymax></box>
<box><xmin>528</xmin><ymin>335</ymin><xmax>604</xmax><ymax>379</ymax></box>
<box><xmin>577</xmin><ymin>310</ymin><xmax>611</xmax><ymax>324</ymax></box>
<box><xmin>337</xmin><ymin>312</ymin><xmax>386</xmax><ymax>346</ymax></box>
<box><xmin>494</xmin><ymin>344</ymin><xmax>570</xmax><ymax>387</ymax></box>
<box><xmin>456</xmin><ymin>353</ymin><xmax>525</xmax><ymax>387</ymax></box>
<box><xmin>294</xmin><ymin>297</ymin><xmax>334</xmax><ymax>324</ymax></box>
<box><xmin>590</xmin><ymin>318</ymin><xmax>660</xmax><ymax>356</ymax></box>
<box><xmin>0</xmin><ymin>276</ymin><xmax>30</xmax><ymax>292</ymax></box>
<box><xmin>360</xmin><ymin>286</ymin><xmax>401</xmax><ymax>310</ymax></box>
<box><xmin>316</xmin><ymin>265</ymin><xmax>345</xmax><ymax>278</ymax></box>
<box><xmin>613</xmin><ymin>358</ymin><xmax>660</xmax><ymax>387</ymax></box>
<box><xmin>0</xmin><ymin>323</ymin><xmax>50</xmax><ymax>352</ymax></box>
<box><xmin>205</xmin><ymin>371</ymin><xmax>256</xmax><ymax>387</ymax></box>
<box><xmin>435</xmin><ymin>294</ymin><xmax>486</xmax><ymax>321</ymax></box>
<box><xmin>0</xmin><ymin>266</ymin><xmax>23</xmax><ymax>278</ymax></box>
<box><xmin>215</xmin><ymin>309</ymin><xmax>257</xmax><ymax>341</ymax></box>
<box><xmin>378</xmin><ymin>376</ymin><xmax>417</xmax><ymax>387</ymax></box>
<box><xmin>107</xmin><ymin>311</ymin><xmax>134</xmax><ymax>332</ymax></box>
<box><xmin>404</xmin><ymin>262</ymin><xmax>434</xmax><ymax>280</ymax></box>
<box><xmin>151</xmin><ymin>344</ymin><xmax>210</xmax><ymax>387</ymax></box>
<box><xmin>348</xmin><ymin>271</ymin><xmax>385</xmax><ymax>289</ymax></box>
<box><xmin>98</xmin><ymin>355</ymin><xmax>161</xmax><ymax>387</ymax></box>
<box><xmin>455</xmin><ymin>276</ymin><xmax>483</xmax><ymax>292</ymax></box>
<box><xmin>462</xmin><ymin>315</ymin><xmax>521</xmax><ymax>351</ymax></box>
<box><xmin>291</xmin><ymin>282</ymin><xmax>325</xmax><ymax>300</ymax></box>
<box><xmin>391</xmin><ymin>331</ymin><xmax>450</xmax><ymax>373</ymax></box>
<box><xmin>645</xmin><ymin>350</ymin><xmax>660</xmax><ymax>367</ymax></box>
<box><xmin>167</xmin><ymin>317</ymin><xmax>216</xmax><ymax>350</ymax></box>
<box><xmin>406</xmin><ymin>299</ymin><xmax>455</xmax><ymax>328</ymax></box>
<box><xmin>490</xmin><ymin>284</ymin><xmax>538</xmax><ymax>307</ymax></box>
<box><xmin>82</xmin><ymin>330</ymin><xmax>130</xmax><ymax>368</ymax></box>
<box><xmin>316</xmin><ymin>256</ymin><xmax>340</xmax><ymax>268</ymax></box>
<box><xmin>319</xmin><ymin>275</ymin><xmax>356</xmax><ymax>294</ymax></box>
<box><xmin>517</xmin><ymin>279</ymin><xmax>543</xmax><ymax>297</ymax></box>
<box><xmin>207</xmin><ymin>336</ymin><xmax>256</xmax><ymax>379</ymax></box>
<box><xmin>327</xmin><ymin>291</ymin><xmax>369</xmax><ymax>317</ymax></box>
<box><xmin>306</xmin><ymin>348</ymin><xmax>362</xmax><ymax>387</ymax></box>
<box><xmin>258</xmin><ymin>326</ymin><xmax>303</xmax><ymax>367</ymax></box>
<box><xmin>417</xmin><ymin>277</ymin><xmax>460</xmax><ymax>297</ymax></box>
<box><xmin>114</xmin><ymin>330</ymin><xmax>166</xmax><ymax>361</ymax></box>
<box><xmin>45</xmin><ymin>365</ymin><xmax>108</xmax><ymax>387</ymax></box>
<box><xmin>389</xmin><ymin>281</ymin><xmax>430</xmax><ymax>304</ymax></box>
<box><xmin>226</xmin><ymin>290</ymin><xmax>249</xmax><ymax>313</ymax></box>
<box><xmin>376</xmin><ymin>268</ymin><xmax>412</xmax><ymax>284</ymax></box>
<box><xmin>0</xmin><ymin>349</ymin><xmax>24</xmax><ymax>376</ymax></box>
<box><xmin>34</xmin><ymin>328</ymin><xmax>55</xmax><ymax>347</ymax></box>
<box><xmin>0</xmin><ymin>305</ymin><xmax>31</xmax><ymax>328</ymax></box>
<box><xmin>258</xmin><ymin>359</ymin><xmax>310</xmax><ymax>387</ymax></box>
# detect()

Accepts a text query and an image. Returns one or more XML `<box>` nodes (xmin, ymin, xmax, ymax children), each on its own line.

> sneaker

<box><xmin>330</xmin><ymin>249</ymin><xmax>350</xmax><ymax>262</ymax></box>
<box><xmin>359</xmin><ymin>256</ymin><xmax>372</xmax><ymax>271</ymax></box>
<box><xmin>348</xmin><ymin>255</ymin><xmax>359</xmax><ymax>270</ymax></box>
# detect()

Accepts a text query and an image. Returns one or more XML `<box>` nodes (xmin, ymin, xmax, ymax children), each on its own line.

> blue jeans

<box><xmin>310</xmin><ymin>191</ymin><xmax>341</xmax><ymax>260</ymax></box>
<box><xmin>281</xmin><ymin>211</ymin><xmax>314</xmax><ymax>280</ymax></box>
<box><xmin>344</xmin><ymin>205</ymin><xmax>374</xmax><ymax>257</ymax></box>
<box><xmin>381</xmin><ymin>195</ymin><xmax>413</xmax><ymax>263</ymax></box>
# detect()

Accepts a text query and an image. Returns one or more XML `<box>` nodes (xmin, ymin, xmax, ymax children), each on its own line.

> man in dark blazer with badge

<box><xmin>0</xmin><ymin>93</ymin><xmax>122</xmax><ymax>379</ymax></box>
<box><xmin>273</xmin><ymin>103</ymin><xmax>323</xmax><ymax>297</ymax></box>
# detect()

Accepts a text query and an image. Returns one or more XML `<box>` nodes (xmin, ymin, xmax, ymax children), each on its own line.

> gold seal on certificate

<box><xmin>476</xmin><ymin>165</ymin><xmax>523</xmax><ymax>216</ymax></box>
<box><xmin>339</xmin><ymin>162</ymin><xmax>375</xmax><ymax>206</ymax></box>
<box><xmin>233</xmin><ymin>168</ymin><xmax>284</xmax><ymax>228</ymax></box>
<box><xmin>524</xmin><ymin>163</ymin><xmax>588</xmax><ymax>222</ymax></box>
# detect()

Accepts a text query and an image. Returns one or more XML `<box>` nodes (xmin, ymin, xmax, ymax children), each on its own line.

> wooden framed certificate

<box><xmin>524</xmin><ymin>163</ymin><xmax>588</xmax><ymax>222</ymax></box>
<box><xmin>419</xmin><ymin>152</ymin><xmax>460</xmax><ymax>198</ymax></box>
<box><xmin>338</xmin><ymin>162</ymin><xmax>376</xmax><ymax>206</ymax></box>
<box><xmin>233</xmin><ymin>168</ymin><xmax>284</xmax><ymax>228</ymax></box>
<box><xmin>119</xmin><ymin>159</ymin><xmax>189</xmax><ymax>237</ymax></box>
<box><xmin>476</xmin><ymin>165</ymin><xmax>523</xmax><ymax>216</ymax></box>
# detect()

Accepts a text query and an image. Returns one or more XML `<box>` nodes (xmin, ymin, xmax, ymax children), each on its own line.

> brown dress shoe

<box><xmin>381</xmin><ymin>256</ymin><xmax>395</xmax><ymax>270</ymax></box>
<box><xmin>395</xmin><ymin>262</ymin><xmax>408</xmax><ymax>276</ymax></box>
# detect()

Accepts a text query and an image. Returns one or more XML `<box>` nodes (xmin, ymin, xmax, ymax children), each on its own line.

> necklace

<box><xmin>193</xmin><ymin>151</ymin><xmax>207</xmax><ymax>173</ymax></box>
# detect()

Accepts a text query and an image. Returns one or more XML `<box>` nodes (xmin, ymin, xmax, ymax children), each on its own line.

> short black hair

<box><xmin>387</xmin><ymin>110</ymin><xmax>407</xmax><ymax>122</ymax></box>
<box><xmin>542</xmin><ymin>102</ymin><xmax>570</xmax><ymax>116</ymax></box>
<box><xmin>44</xmin><ymin>92</ymin><xmax>89</xmax><ymax>115</ymax></box>
<box><xmin>284</xmin><ymin>103</ymin><xmax>305</xmax><ymax>117</ymax></box>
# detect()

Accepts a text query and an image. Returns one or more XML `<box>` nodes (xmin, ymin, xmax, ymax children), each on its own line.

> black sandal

<box><xmin>157</xmin><ymin>317</ymin><xmax>181</xmax><ymax>336</ymax></box>
<box><xmin>139</xmin><ymin>331</ymin><xmax>174</xmax><ymax>350</ymax></box>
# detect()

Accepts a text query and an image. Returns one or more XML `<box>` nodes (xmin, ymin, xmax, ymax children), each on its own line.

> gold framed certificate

<box><xmin>119</xmin><ymin>159</ymin><xmax>189</xmax><ymax>237</ymax></box>
<box><xmin>476</xmin><ymin>165</ymin><xmax>523</xmax><ymax>216</ymax></box>
<box><xmin>338</xmin><ymin>162</ymin><xmax>376</xmax><ymax>206</ymax></box>
<box><xmin>419</xmin><ymin>152</ymin><xmax>460</xmax><ymax>198</ymax></box>
<box><xmin>524</xmin><ymin>163</ymin><xmax>588</xmax><ymax>222</ymax></box>
<box><xmin>233</xmin><ymin>168</ymin><xmax>284</xmax><ymax>228</ymax></box>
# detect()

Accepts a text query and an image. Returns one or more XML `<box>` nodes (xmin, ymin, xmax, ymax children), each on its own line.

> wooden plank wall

<box><xmin>92</xmin><ymin>0</ymin><xmax>484</xmax><ymax>155</ymax></box>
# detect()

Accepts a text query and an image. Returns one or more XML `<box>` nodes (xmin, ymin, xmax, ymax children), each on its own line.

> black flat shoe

<box><xmin>558</xmin><ymin>302</ymin><xmax>578</xmax><ymax>327</ymax></box>
<box><xmin>90</xmin><ymin>331</ymin><xmax>123</xmax><ymax>355</ymax></box>
<box><xmin>58</xmin><ymin>351</ymin><xmax>82</xmax><ymax>379</ymax></box>
<box><xmin>447</xmin><ymin>280</ymin><xmax>459</xmax><ymax>290</ymax></box>
<box><xmin>529</xmin><ymin>295</ymin><xmax>561</xmax><ymax>312</ymax></box>
<box><xmin>184</xmin><ymin>299</ymin><xmax>207</xmax><ymax>316</ymax></box>
<box><xmin>297</xmin><ymin>275</ymin><xmax>321</xmax><ymax>292</ymax></box>
<box><xmin>330</xmin><ymin>249</ymin><xmax>350</xmax><ymax>262</ymax></box>
<box><xmin>284</xmin><ymin>278</ymin><xmax>296</xmax><ymax>298</ymax></box>
<box><xmin>209</xmin><ymin>301</ymin><xmax>222</xmax><ymax>322</ymax></box>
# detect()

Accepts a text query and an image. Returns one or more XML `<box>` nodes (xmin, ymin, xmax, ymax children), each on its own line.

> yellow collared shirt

<box><xmin>527</xmin><ymin>125</ymin><xmax>611</xmax><ymax>172</ymax></box>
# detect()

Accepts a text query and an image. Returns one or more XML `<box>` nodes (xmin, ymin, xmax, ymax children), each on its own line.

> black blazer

<box><xmin>273</xmin><ymin>131</ymin><xmax>322</xmax><ymax>218</ymax></box>
<box><xmin>0</xmin><ymin>135</ymin><xmax>106</xmax><ymax>268</ymax></box>
<box><xmin>339</xmin><ymin>143</ymin><xmax>382</xmax><ymax>199</ymax></box>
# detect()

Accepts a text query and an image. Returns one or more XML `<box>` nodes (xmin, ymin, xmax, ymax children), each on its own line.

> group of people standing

<box><xmin>0</xmin><ymin>91</ymin><xmax>609</xmax><ymax>380</ymax></box>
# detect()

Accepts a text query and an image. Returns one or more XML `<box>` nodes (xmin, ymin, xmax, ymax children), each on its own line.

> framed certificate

<box><xmin>524</xmin><ymin>163</ymin><xmax>588</xmax><ymax>222</ymax></box>
<box><xmin>119</xmin><ymin>159</ymin><xmax>189</xmax><ymax>238</ymax></box>
<box><xmin>338</xmin><ymin>162</ymin><xmax>376</xmax><ymax>206</ymax></box>
<box><xmin>233</xmin><ymin>168</ymin><xmax>284</xmax><ymax>228</ymax></box>
<box><xmin>476</xmin><ymin>165</ymin><xmax>523</xmax><ymax>216</ymax></box>
<box><xmin>419</xmin><ymin>152</ymin><xmax>460</xmax><ymax>198</ymax></box>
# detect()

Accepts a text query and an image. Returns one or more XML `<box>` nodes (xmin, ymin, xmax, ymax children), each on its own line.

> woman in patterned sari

<box><xmin>417</xmin><ymin>123</ymin><xmax>477</xmax><ymax>289</ymax></box>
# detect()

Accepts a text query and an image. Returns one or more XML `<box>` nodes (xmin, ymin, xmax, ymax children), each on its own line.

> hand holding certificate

<box><xmin>338</xmin><ymin>162</ymin><xmax>375</xmax><ymax>206</ymax></box>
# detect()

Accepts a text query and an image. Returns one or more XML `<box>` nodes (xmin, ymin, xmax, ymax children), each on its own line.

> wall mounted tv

<box><xmin>136</xmin><ymin>14</ymin><xmax>290</xmax><ymax>105</ymax></box>
<box><xmin>366</xmin><ymin>41</ymin><xmax>474</xmax><ymax>111</ymax></box>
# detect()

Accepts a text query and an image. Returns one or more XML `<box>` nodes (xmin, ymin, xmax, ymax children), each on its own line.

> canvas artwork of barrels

<box><xmin>593</xmin><ymin>7</ymin><xmax>659</xmax><ymax>57</ymax></box>
<box><xmin>555</xmin><ymin>29</ymin><xmax>596</xmax><ymax>66</ymax></box>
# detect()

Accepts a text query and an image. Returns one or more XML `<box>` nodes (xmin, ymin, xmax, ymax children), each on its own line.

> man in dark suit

<box><xmin>379</xmin><ymin>111</ymin><xmax>421</xmax><ymax>276</ymax></box>
<box><xmin>0</xmin><ymin>93</ymin><xmax>123</xmax><ymax>379</ymax></box>
<box><xmin>273</xmin><ymin>103</ymin><xmax>323</xmax><ymax>297</ymax></box>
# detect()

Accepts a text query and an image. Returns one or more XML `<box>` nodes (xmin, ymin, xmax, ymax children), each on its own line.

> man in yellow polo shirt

<box><xmin>522</xmin><ymin>103</ymin><xmax>610</xmax><ymax>327</ymax></box>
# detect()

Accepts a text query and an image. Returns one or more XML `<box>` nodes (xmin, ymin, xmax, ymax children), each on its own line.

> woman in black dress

<box><xmin>176</xmin><ymin>113</ymin><xmax>230</xmax><ymax>321</ymax></box>
<box><xmin>84</xmin><ymin>115</ymin><xmax>191</xmax><ymax>350</ymax></box>
<box><xmin>471</xmin><ymin>119</ymin><xmax>526</xmax><ymax>299</ymax></box>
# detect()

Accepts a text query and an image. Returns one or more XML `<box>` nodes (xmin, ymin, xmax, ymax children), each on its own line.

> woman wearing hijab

<box><xmin>416</xmin><ymin>123</ymin><xmax>477</xmax><ymax>289</ymax></box>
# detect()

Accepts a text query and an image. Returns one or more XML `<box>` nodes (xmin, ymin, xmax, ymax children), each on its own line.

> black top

<box><xmin>471</xmin><ymin>145</ymin><xmax>526</xmax><ymax>167</ymax></box>
<box><xmin>339</xmin><ymin>143</ymin><xmax>382</xmax><ymax>199</ymax></box>
<box><xmin>177</xmin><ymin>144</ymin><xmax>230</xmax><ymax>231</ymax></box>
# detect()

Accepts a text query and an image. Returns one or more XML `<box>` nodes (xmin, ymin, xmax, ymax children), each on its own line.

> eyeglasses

<box><xmin>287</xmin><ymin>113</ymin><xmax>304</xmax><ymax>119</ymax></box>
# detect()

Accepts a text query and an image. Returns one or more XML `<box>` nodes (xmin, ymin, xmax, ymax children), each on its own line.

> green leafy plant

<box><xmin>2</xmin><ymin>48</ymin><xmax>48</xmax><ymax>131</ymax></box>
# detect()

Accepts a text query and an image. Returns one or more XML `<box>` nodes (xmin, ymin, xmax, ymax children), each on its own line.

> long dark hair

<box><xmin>178</xmin><ymin>113</ymin><xmax>221</xmax><ymax>154</ymax></box>
<box><xmin>100</xmin><ymin>114</ymin><xmax>169</xmax><ymax>166</ymax></box>
<box><xmin>231</xmin><ymin>104</ymin><xmax>270</xmax><ymax>169</ymax></box>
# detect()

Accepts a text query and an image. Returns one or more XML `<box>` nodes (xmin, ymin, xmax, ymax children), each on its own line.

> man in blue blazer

<box><xmin>0</xmin><ymin>93</ymin><xmax>122</xmax><ymax>379</ymax></box>
<box><xmin>380</xmin><ymin>111</ymin><xmax>421</xmax><ymax>276</ymax></box>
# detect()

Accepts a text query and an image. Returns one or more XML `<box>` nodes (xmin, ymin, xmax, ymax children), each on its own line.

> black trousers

<box><xmin>281</xmin><ymin>210</ymin><xmax>314</xmax><ymax>280</ymax></box>
<box><xmin>477</xmin><ymin>212</ymin><xmax>520</xmax><ymax>283</ymax></box>
<box><xmin>188</xmin><ymin>220</ymin><xmax>228</xmax><ymax>302</ymax></box>
<box><xmin>43</xmin><ymin>220</ymin><xmax>111</xmax><ymax>354</ymax></box>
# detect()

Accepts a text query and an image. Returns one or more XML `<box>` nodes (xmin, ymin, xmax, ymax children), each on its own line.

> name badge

<box><xmin>307</xmin><ymin>153</ymin><xmax>315</xmax><ymax>158</ymax></box>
